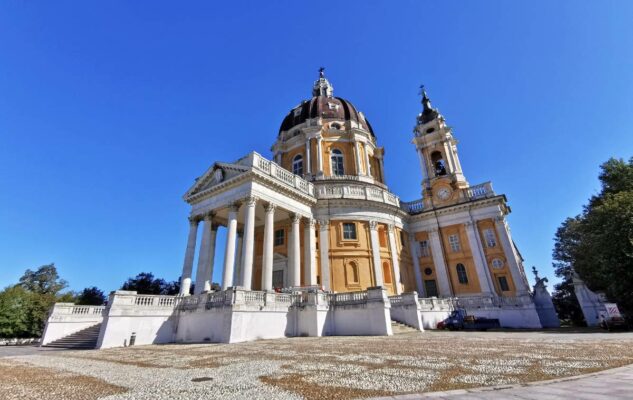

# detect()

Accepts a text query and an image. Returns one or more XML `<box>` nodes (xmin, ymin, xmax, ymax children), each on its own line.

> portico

<box><xmin>178</xmin><ymin>153</ymin><xmax>318</xmax><ymax>295</ymax></box>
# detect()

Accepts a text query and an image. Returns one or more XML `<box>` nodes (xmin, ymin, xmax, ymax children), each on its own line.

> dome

<box><xmin>278</xmin><ymin>70</ymin><xmax>375</xmax><ymax>136</ymax></box>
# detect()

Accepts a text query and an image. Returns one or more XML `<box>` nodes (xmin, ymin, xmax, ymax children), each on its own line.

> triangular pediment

<box><xmin>183</xmin><ymin>162</ymin><xmax>249</xmax><ymax>200</ymax></box>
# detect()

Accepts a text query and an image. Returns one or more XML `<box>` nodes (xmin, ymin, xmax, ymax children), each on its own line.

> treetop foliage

<box><xmin>552</xmin><ymin>157</ymin><xmax>633</xmax><ymax>324</ymax></box>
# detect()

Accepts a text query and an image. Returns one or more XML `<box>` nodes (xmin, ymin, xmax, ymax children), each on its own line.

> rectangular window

<box><xmin>498</xmin><ymin>276</ymin><xmax>510</xmax><ymax>292</ymax></box>
<box><xmin>419</xmin><ymin>240</ymin><xmax>430</xmax><ymax>257</ymax></box>
<box><xmin>342</xmin><ymin>222</ymin><xmax>357</xmax><ymax>240</ymax></box>
<box><xmin>274</xmin><ymin>229</ymin><xmax>285</xmax><ymax>246</ymax></box>
<box><xmin>448</xmin><ymin>234</ymin><xmax>461</xmax><ymax>252</ymax></box>
<box><xmin>424</xmin><ymin>280</ymin><xmax>438</xmax><ymax>297</ymax></box>
<box><xmin>484</xmin><ymin>229</ymin><xmax>497</xmax><ymax>248</ymax></box>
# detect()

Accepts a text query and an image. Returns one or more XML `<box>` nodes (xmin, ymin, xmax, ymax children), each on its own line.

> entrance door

<box><xmin>272</xmin><ymin>270</ymin><xmax>284</xmax><ymax>289</ymax></box>
<box><xmin>424</xmin><ymin>279</ymin><xmax>439</xmax><ymax>297</ymax></box>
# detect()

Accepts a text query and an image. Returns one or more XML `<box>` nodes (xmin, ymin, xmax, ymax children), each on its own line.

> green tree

<box><xmin>121</xmin><ymin>272</ymin><xmax>171</xmax><ymax>295</ymax></box>
<box><xmin>552</xmin><ymin>157</ymin><xmax>633</xmax><ymax>322</ymax></box>
<box><xmin>75</xmin><ymin>286</ymin><xmax>106</xmax><ymax>305</ymax></box>
<box><xmin>0</xmin><ymin>286</ymin><xmax>35</xmax><ymax>338</ymax></box>
<box><xmin>18</xmin><ymin>263</ymin><xmax>67</xmax><ymax>295</ymax></box>
<box><xmin>551</xmin><ymin>218</ymin><xmax>585</xmax><ymax>325</ymax></box>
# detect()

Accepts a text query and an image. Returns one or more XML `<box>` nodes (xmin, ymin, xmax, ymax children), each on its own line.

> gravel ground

<box><xmin>3</xmin><ymin>330</ymin><xmax>633</xmax><ymax>400</ymax></box>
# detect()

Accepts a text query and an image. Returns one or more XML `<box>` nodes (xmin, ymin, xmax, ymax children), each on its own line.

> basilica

<box><xmin>41</xmin><ymin>71</ymin><xmax>559</xmax><ymax>349</ymax></box>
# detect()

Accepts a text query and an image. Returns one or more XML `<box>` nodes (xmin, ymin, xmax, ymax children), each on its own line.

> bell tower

<box><xmin>412</xmin><ymin>86</ymin><xmax>468</xmax><ymax>207</ymax></box>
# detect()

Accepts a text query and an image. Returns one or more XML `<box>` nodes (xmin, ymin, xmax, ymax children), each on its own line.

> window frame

<box><xmin>483</xmin><ymin>228</ymin><xmax>497</xmax><ymax>248</ymax></box>
<box><xmin>456</xmin><ymin>263</ymin><xmax>469</xmax><ymax>284</ymax></box>
<box><xmin>292</xmin><ymin>154</ymin><xmax>304</xmax><ymax>176</ymax></box>
<box><xmin>331</xmin><ymin>148</ymin><xmax>345</xmax><ymax>176</ymax></box>
<box><xmin>274</xmin><ymin>229</ymin><xmax>285</xmax><ymax>247</ymax></box>
<box><xmin>419</xmin><ymin>240</ymin><xmax>431</xmax><ymax>257</ymax></box>
<box><xmin>448</xmin><ymin>234</ymin><xmax>461</xmax><ymax>252</ymax></box>
<box><xmin>342</xmin><ymin>222</ymin><xmax>357</xmax><ymax>240</ymax></box>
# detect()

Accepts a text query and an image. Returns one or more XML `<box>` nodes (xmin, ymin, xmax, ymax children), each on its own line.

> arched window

<box><xmin>292</xmin><ymin>154</ymin><xmax>303</xmax><ymax>176</ymax></box>
<box><xmin>431</xmin><ymin>151</ymin><xmax>447</xmax><ymax>176</ymax></box>
<box><xmin>331</xmin><ymin>149</ymin><xmax>345</xmax><ymax>176</ymax></box>
<box><xmin>383</xmin><ymin>262</ymin><xmax>392</xmax><ymax>284</ymax></box>
<box><xmin>456</xmin><ymin>263</ymin><xmax>468</xmax><ymax>284</ymax></box>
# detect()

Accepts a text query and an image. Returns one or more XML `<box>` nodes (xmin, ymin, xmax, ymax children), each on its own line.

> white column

<box><xmin>203</xmin><ymin>225</ymin><xmax>218</xmax><ymax>292</ymax></box>
<box><xmin>240</xmin><ymin>197</ymin><xmax>257</xmax><ymax>290</ymax></box>
<box><xmin>363</xmin><ymin>142</ymin><xmax>371</xmax><ymax>177</ymax></box>
<box><xmin>417</xmin><ymin>148</ymin><xmax>429</xmax><ymax>183</ymax></box>
<box><xmin>289</xmin><ymin>213</ymin><xmax>301</xmax><ymax>287</ymax></box>
<box><xmin>304</xmin><ymin>218</ymin><xmax>317</xmax><ymax>286</ymax></box>
<box><xmin>428</xmin><ymin>228</ymin><xmax>452</xmax><ymax>297</ymax></box>
<box><xmin>316</xmin><ymin>136</ymin><xmax>323</xmax><ymax>176</ymax></box>
<box><xmin>464</xmin><ymin>221</ymin><xmax>494</xmax><ymax>295</ymax></box>
<box><xmin>354</xmin><ymin>141</ymin><xmax>364</xmax><ymax>175</ymax></box>
<box><xmin>261</xmin><ymin>203</ymin><xmax>275</xmax><ymax>291</ymax></box>
<box><xmin>222</xmin><ymin>205</ymin><xmax>239</xmax><ymax>290</ymax></box>
<box><xmin>408</xmin><ymin>236</ymin><xmax>425</xmax><ymax>295</ymax></box>
<box><xmin>319</xmin><ymin>220</ymin><xmax>331</xmax><ymax>290</ymax></box>
<box><xmin>495</xmin><ymin>216</ymin><xmax>529</xmax><ymax>294</ymax></box>
<box><xmin>233</xmin><ymin>231</ymin><xmax>243</xmax><ymax>286</ymax></box>
<box><xmin>387</xmin><ymin>225</ymin><xmax>402</xmax><ymax>295</ymax></box>
<box><xmin>305</xmin><ymin>139</ymin><xmax>312</xmax><ymax>175</ymax></box>
<box><xmin>369</xmin><ymin>221</ymin><xmax>384</xmax><ymax>287</ymax></box>
<box><xmin>194</xmin><ymin>213</ymin><xmax>214</xmax><ymax>295</ymax></box>
<box><xmin>179</xmin><ymin>217</ymin><xmax>199</xmax><ymax>296</ymax></box>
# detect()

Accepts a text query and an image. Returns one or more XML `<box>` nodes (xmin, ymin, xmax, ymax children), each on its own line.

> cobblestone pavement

<box><xmin>372</xmin><ymin>363</ymin><xmax>633</xmax><ymax>399</ymax></box>
<box><xmin>2</xmin><ymin>331</ymin><xmax>633</xmax><ymax>400</ymax></box>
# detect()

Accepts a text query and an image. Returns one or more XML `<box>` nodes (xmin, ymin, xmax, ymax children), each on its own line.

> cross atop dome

<box><xmin>313</xmin><ymin>67</ymin><xmax>334</xmax><ymax>97</ymax></box>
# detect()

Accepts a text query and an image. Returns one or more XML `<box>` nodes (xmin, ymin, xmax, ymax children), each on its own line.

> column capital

<box><xmin>494</xmin><ymin>215</ymin><xmax>506</xmax><ymax>224</ymax></box>
<box><xmin>464</xmin><ymin>220</ymin><xmax>475</xmax><ymax>228</ymax></box>
<box><xmin>188</xmin><ymin>215</ymin><xmax>201</xmax><ymax>225</ymax></box>
<box><xmin>428</xmin><ymin>226</ymin><xmax>439</xmax><ymax>234</ymax></box>
<box><xmin>228</xmin><ymin>203</ymin><xmax>240</xmax><ymax>213</ymax></box>
<box><xmin>264</xmin><ymin>202</ymin><xmax>276</xmax><ymax>213</ymax></box>
<box><xmin>306</xmin><ymin>218</ymin><xmax>316</xmax><ymax>228</ymax></box>
<box><xmin>243</xmin><ymin>196</ymin><xmax>258</xmax><ymax>207</ymax></box>
<box><xmin>369</xmin><ymin>220</ymin><xmax>379</xmax><ymax>230</ymax></box>
<box><xmin>318</xmin><ymin>219</ymin><xmax>330</xmax><ymax>228</ymax></box>
<box><xmin>203</xmin><ymin>212</ymin><xmax>215</xmax><ymax>222</ymax></box>
<box><xmin>387</xmin><ymin>223</ymin><xmax>395</xmax><ymax>233</ymax></box>
<box><xmin>290</xmin><ymin>213</ymin><xmax>302</xmax><ymax>224</ymax></box>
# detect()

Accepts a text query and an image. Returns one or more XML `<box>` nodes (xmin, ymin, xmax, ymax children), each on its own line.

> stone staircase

<box><xmin>391</xmin><ymin>320</ymin><xmax>419</xmax><ymax>334</ymax></box>
<box><xmin>43</xmin><ymin>323</ymin><xmax>102</xmax><ymax>349</ymax></box>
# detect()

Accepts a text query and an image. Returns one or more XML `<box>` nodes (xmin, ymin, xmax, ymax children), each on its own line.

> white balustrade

<box><xmin>328</xmin><ymin>291</ymin><xmax>368</xmax><ymax>306</ymax></box>
<box><xmin>467</xmin><ymin>182</ymin><xmax>495</xmax><ymax>200</ymax></box>
<box><xmin>247</xmin><ymin>152</ymin><xmax>315</xmax><ymax>196</ymax></box>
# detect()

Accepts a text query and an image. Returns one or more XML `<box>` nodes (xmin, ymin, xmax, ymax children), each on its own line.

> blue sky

<box><xmin>1</xmin><ymin>1</ymin><xmax>632</xmax><ymax>294</ymax></box>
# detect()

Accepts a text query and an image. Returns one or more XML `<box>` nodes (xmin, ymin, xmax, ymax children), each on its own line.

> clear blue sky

<box><xmin>1</xmin><ymin>1</ymin><xmax>632</xmax><ymax>294</ymax></box>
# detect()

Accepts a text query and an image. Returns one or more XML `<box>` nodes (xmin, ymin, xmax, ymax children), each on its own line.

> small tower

<box><xmin>412</xmin><ymin>86</ymin><xmax>468</xmax><ymax>207</ymax></box>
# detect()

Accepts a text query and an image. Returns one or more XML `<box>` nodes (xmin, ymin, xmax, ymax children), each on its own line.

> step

<box><xmin>43</xmin><ymin>323</ymin><xmax>102</xmax><ymax>349</ymax></box>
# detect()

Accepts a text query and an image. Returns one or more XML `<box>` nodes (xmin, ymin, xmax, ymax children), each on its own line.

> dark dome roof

<box><xmin>278</xmin><ymin>95</ymin><xmax>375</xmax><ymax>136</ymax></box>
<box><xmin>278</xmin><ymin>71</ymin><xmax>375</xmax><ymax>137</ymax></box>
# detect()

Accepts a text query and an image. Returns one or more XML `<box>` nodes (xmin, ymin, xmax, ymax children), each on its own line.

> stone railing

<box><xmin>467</xmin><ymin>181</ymin><xmax>495</xmax><ymax>200</ymax></box>
<box><xmin>328</xmin><ymin>290</ymin><xmax>368</xmax><ymax>306</ymax></box>
<box><xmin>245</xmin><ymin>152</ymin><xmax>315</xmax><ymax>197</ymax></box>
<box><xmin>457</xmin><ymin>294</ymin><xmax>533</xmax><ymax>309</ymax></box>
<box><xmin>134</xmin><ymin>295</ymin><xmax>181</xmax><ymax>308</ymax></box>
<box><xmin>400</xmin><ymin>198</ymin><xmax>424</xmax><ymax>214</ymax></box>
<box><xmin>48</xmin><ymin>303</ymin><xmax>106</xmax><ymax>318</ymax></box>
<box><xmin>314</xmin><ymin>183</ymin><xmax>400</xmax><ymax>207</ymax></box>
<box><xmin>313</xmin><ymin>174</ymin><xmax>388</xmax><ymax>189</ymax></box>
<box><xmin>418</xmin><ymin>297</ymin><xmax>455</xmax><ymax>311</ymax></box>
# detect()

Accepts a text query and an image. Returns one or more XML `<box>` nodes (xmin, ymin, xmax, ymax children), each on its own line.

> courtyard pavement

<box><xmin>2</xmin><ymin>330</ymin><xmax>633</xmax><ymax>399</ymax></box>
<box><xmin>372</xmin><ymin>363</ymin><xmax>633</xmax><ymax>399</ymax></box>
